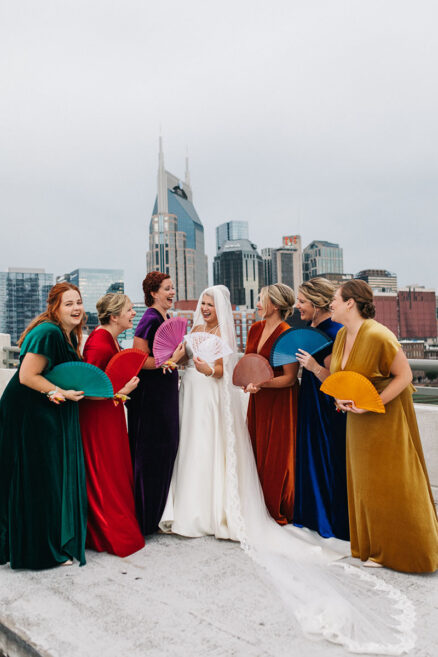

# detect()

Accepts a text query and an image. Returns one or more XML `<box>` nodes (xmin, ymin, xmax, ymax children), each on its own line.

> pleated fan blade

<box><xmin>46</xmin><ymin>362</ymin><xmax>114</xmax><ymax>398</ymax></box>
<box><xmin>269</xmin><ymin>327</ymin><xmax>332</xmax><ymax>367</ymax></box>
<box><xmin>185</xmin><ymin>331</ymin><xmax>233</xmax><ymax>362</ymax></box>
<box><xmin>320</xmin><ymin>371</ymin><xmax>385</xmax><ymax>413</ymax></box>
<box><xmin>153</xmin><ymin>317</ymin><xmax>188</xmax><ymax>367</ymax></box>
<box><xmin>232</xmin><ymin>353</ymin><xmax>274</xmax><ymax>387</ymax></box>
<box><xmin>105</xmin><ymin>349</ymin><xmax>148</xmax><ymax>393</ymax></box>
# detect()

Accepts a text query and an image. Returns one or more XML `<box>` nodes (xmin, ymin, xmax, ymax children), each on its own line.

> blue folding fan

<box><xmin>269</xmin><ymin>328</ymin><xmax>333</xmax><ymax>368</ymax></box>
<box><xmin>45</xmin><ymin>362</ymin><xmax>114</xmax><ymax>398</ymax></box>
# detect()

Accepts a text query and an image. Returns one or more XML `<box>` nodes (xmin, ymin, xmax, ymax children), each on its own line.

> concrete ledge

<box><xmin>0</xmin><ymin>620</ymin><xmax>48</xmax><ymax>657</ymax></box>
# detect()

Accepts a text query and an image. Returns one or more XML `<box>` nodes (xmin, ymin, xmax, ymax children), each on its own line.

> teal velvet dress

<box><xmin>0</xmin><ymin>322</ymin><xmax>87</xmax><ymax>569</ymax></box>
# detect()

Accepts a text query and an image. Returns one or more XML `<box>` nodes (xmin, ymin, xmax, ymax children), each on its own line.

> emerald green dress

<box><xmin>0</xmin><ymin>322</ymin><xmax>87</xmax><ymax>569</ymax></box>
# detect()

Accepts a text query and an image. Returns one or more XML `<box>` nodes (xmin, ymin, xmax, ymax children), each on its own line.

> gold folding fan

<box><xmin>320</xmin><ymin>371</ymin><xmax>385</xmax><ymax>414</ymax></box>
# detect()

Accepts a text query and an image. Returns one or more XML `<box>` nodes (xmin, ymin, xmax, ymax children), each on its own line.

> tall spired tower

<box><xmin>147</xmin><ymin>138</ymin><xmax>208</xmax><ymax>300</ymax></box>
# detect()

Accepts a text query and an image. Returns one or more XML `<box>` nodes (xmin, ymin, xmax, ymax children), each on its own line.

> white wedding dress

<box><xmin>159</xmin><ymin>285</ymin><xmax>416</xmax><ymax>655</ymax></box>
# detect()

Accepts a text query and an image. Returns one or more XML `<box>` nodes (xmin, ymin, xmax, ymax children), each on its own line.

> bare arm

<box><xmin>379</xmin><ymin>348</ymin><xmax>413</xmax><ymax>405</ymax></box>
<box><xmin>295</xmin><ymin>350</ymin><xmax>332</xmax><ymax>383</ymax></box>
<box><xmin>194</xmin><ymin>357</ymin><xmax>223</xmax><ymax>379</ymax></box>
<box><xmin>133</xmin><ymin>336</ymin><xmax>156</xmax><ymax>370</ymax></box>
<box><xmin>19</xmin><ymin>353</ymin><xmax>84</xmax><ymax>402</ymax></box>
<box><xmin>245</xmin><ymin>362</ymin><xmax>298</xmax><ymax>393</ymax></box>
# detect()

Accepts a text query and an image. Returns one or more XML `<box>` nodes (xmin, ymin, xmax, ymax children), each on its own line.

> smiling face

<box><xmin>257</xmin><ymin>290</ymin><xmax>277</xmax><ymax>320</ymax></box>
<box><xmin>201</xmin><ymin>294</ymin><xmax>218</xmax><ymax>328</ymax></box>
<box><xmin>58</xmin><ymin>290</ymin><xmax>84</xmax><ymax>333</ymax></box>
<box><xmin>295</xmin><ymin>293</ymin><xmax>315</xmax><ymax>322</ymax></box>
<box><xmin>330</xmin><ymin>287</ymin><xmax>351</xmax><ymax>323</ymax></box>
<box><xmin>151</xmin><ymin>278</ymin><xmax>175</xmax><ymax>311</ymax></box>
<box><xmin>114</xmin><ymin>299</ymin><xmax>136</xmax><ymax>333</ymax></box>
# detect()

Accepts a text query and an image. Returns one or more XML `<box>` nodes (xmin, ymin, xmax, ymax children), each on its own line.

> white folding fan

<box><xmin>185</xmin><ymin>331</ymin><xmax>233</xmax><ymax>362</ymax></box>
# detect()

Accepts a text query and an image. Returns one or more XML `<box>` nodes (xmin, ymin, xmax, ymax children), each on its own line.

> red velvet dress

<box><xmin>79</xmin><ymin>328</ymin><xmax>145</xmax><ymax>557</ymax></box>
<box><xmin>246</xmin><ymin>321</ymin><xmax>298</xmax><ymax>525</ymax></box>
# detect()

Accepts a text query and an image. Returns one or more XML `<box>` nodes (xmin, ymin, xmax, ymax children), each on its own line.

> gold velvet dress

<box><xmin>330</xmin><ymin>319</ymin><xmax>438</xmax><ymax>573</ymax></box>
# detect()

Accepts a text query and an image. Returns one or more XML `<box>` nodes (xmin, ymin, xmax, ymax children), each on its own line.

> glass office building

<box><xmin>216</xmin><ymin>221</ymin><xmax>249</xmax><ymax>252</ymax></box>
<box><xmin>57</xmin><ymin>268</ymin><xmax>124</xmax><ymax>330</ymax></box>
<box><xmin>213</xmin><ymin>239</ymin><xmax>264</xmax><ymax>309</ymax></box>
<box><xmin>0</xmin><ymin>268</ymin><xmax>54</xmax><ymax>344</ymax></box>
<box><xmin>303</xmin><ymin>240</ymin><xmax>343</xmax><ymax>280</ymax></box>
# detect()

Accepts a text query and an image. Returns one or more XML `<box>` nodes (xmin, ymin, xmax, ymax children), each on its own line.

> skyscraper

<box><xmin>56</xmin><ymin>268</ymin><xmax>124</xmax><ymax>330</ymax></box>
<box><xmin>213</xmin><ymin>239</ymin><xmax>264</xmax><ymax>309</ymax></box>
<box><xmin>0</xmin><ymin>268</ymin><xmax>54</xmax><ymax>344</ymax></box>
<box><xmin>216</xmin><ymin>221</ymin><xmax>249</xmax><ymax>252</ymax></box>
<box><xmin>147</xmin><ymin>139</ymin><xmax>208</xmax><ymax>300</ymax></box>
<box><xmin>261</xmin><ymin>236</ymin><xmax>303</xmax><ymax>295</ymax></box>
<box><xmin>303</xmin><ymin>240</ymin><xmax>343</xmax><ymax>280</ymax></box>
<box><xmin>356</xmin><ymin>269</ymin><xmax>397</xmax><ymax>293</ymax></box>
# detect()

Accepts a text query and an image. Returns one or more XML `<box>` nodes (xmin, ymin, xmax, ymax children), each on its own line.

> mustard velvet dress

<box><xmin>330</xmin><ymin>319</ymin><xmax>438</xmax><ymax>573</ymax></box>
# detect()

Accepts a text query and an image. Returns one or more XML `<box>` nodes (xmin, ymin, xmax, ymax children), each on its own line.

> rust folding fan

<box><xmin>320</xmin><ymin>371</ymin><xmax>385</xmax><ymax>413</ymax></box>
<box><xmin>232</xmin><ymin>354</ymin><xmax>274</xmax><ymax>387</ymax></box>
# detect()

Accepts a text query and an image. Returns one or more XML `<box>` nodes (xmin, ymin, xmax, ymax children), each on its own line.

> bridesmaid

<box><xmin>294</xmin><ymin>278</ymin><xmax>349</xmax><ymax>540</ymax></box>
<box><xmin>128</xmin><ymin>272</ymin><xmax>179</xmax><ymax>535</ymax></box>
<box><xmin>330</xmin><ymin>279</ymin><xmax>438</xmax><ymax>572</ymax></box>
<box><xmin>0</xmin><ymin>283</ymin><xmax>87</xmax><ymax>569</ymax></box>
<box><xmin>245</xmin><ymin>283</ymin><xmax>298</xmax><ymax>525</ymax></box>
<box><xmin>79</xmin><ymin>293</ymin><xmax>145</xmax><ymax>557</ymax></box>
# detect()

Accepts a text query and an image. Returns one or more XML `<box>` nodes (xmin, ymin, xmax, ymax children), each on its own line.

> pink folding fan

<box><xmin>153</xmin><ymin>316</ymin><xmax>188</xmax><ymax>367</ymax></box>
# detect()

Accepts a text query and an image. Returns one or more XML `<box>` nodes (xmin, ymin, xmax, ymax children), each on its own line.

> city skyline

<box><xmin>1</xmin><ymin>1</ymin><xmax>437</xmax><ymax>299</ymax></box>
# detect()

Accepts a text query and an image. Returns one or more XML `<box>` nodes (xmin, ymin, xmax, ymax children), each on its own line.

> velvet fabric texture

<box><xmin>127</xmin><ymin>308</ymin><xmax>179</xmax><ymax>535</ymax></box>
<box><xmin>0</xmin><ymin>323</ymin><xmax>87</xmax><ymax>569</ymax></box>
<box><xmin>331</xmin><ymin>319</ymin><xmax>438</xmax><ymax>572</ymax></box>
<box><xmin>245</xmin><ymin>321</ymin><xmax>298</xmax><ymax>525</ymax></box>
<box><xmin>79</xmin><ymin>328</ymin><xmax>145</xmax><ymax>557</ymax></box>
<box><xmin>293</xmin><ymin>318</ymin><xmax>349</xmax><ymax>540</ymax></box>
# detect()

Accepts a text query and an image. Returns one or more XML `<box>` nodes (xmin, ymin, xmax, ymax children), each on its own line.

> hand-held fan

<box><xmin>270</xmin><ymin>327</ymin><xmax>332</xmax><ymax>367</ymax></box>
<box><xmin>320</xmin><ymin>371</ymin><xmax>385</xmax><ymax>413</ymax></box>
<box><xmin>232</xmin><ymin>354</ymin><xmax>274</xmax><ymax>387</ymax></box>
<box><xmin>105</xmin><ymin>349</ymin><xmax>148</xmax><ymax>393</ymax></box>
<box><xmin>45</xmin><ymin>362</ymin><xmax>114</xmax><ymax>398</ymax></box>
<box><xmin>185</xmin><ymin>332</ymin><xmax>233</xmax><ymax>362</ymax></box>
<box><xmin>153</xmin><ymin>317</ymin><xmax>188</xmax><ymax>367</ymax></box>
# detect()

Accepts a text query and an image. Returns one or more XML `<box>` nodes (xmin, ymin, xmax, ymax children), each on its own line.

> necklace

<box><xmin>203</xmin><ymin>324</ymin><xmax>219</xmax><ymax>334</ymax></box>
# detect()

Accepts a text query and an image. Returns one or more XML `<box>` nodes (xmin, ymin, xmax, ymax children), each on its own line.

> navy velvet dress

<box><xmin>127</xmin><ymin>308</ymin><xmax>179</xmax><ymax>535</ymax></box>
<box><xmin>293</xmin><ymin>318</ymin><xmax>349</xmax><ymax>540</ymax></box>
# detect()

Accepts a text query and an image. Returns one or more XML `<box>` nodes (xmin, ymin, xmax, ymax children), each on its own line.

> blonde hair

<box><xmin>96</xmin><ymin>293</ymin><xmax>131</xmax><ymax>325</ymax></box>
<box><xmin>260</xmin><ymin>284</ymin><xmax>295</xmax><ymax>320</ymax></box>
<box><xmin>298</xmin><ymin>277</ymin><xmax>336</xmax><ymax>312</ymax></box>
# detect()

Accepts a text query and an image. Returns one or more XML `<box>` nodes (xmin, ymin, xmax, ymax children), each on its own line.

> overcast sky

<box><xmin>1</xmin><ymin>0</ymin><xmax>437</xmax><ymax>300</ymax></box>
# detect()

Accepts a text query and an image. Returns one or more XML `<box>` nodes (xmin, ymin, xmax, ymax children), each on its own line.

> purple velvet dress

<box><xmin>127</xmin><ymin>308</ymin><xmax>179</xmax><ymax>535</ymax></box>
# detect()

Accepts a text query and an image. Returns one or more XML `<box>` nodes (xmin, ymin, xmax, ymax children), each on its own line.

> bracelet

<box><xmin>46</xmin><ymin>388</ymin><xmax>58</xmax><ymax>399</ymax></box>
<box><xmin>205</xmin><ymin>364</ymin><xmax>215</xmax><ymax>377</ymax></box>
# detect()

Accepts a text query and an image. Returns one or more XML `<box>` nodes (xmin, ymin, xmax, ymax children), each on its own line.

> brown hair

<box><xmin>97</xmin><ymin>293</ymin><xmax>131</xmax><ymax>325</ymax></box>
<box><xmin>340</xmin><ymin>280</ymin><xmax>376</xmax><ymax>319</ymax></box>
<box><xmin>18</xmin><ymin>282</ymin><xmax>86</xmax><ymax>357</ymax></box>
<box><xmin>142</xmin><ymin>272</ymin><xmax>170</xmax><ymax>307</ymax></box>
<box><xmin>298</xmin><ymin>277</ymin><xmax>336</xmax><ymax>312</ymax></box>
<box><xmin>260</xmin><ymin>283</ymin><xmax>295</xmax><ymax>320</ymax></box>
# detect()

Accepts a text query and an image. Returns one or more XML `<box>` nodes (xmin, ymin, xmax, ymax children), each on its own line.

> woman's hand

<box><xmin>244</xmin><ymin>382</ymin><xmax>261</xmax><ymax>394</ymax></box>
<box><xmin>171</xmin><ymin>342</ymin><xmax>186</xmax><ymax>363</ymax></box>
<box><xmin>194</xmin><ymin>356</ymin><xmax>214</xmax><ymax>377</ymax></box>
<box><xmin>117</xmin><ymin>376</ymin><xmax>140</xmax><ymax>396</ymax></box>
<box><xmin>295</xmin><ymin>349</ymin><xmax>318</xmax><ymax>372</ymax></box>
<box><xmin>59</xmin><ymin>389</ymin><xmax>85</xmax><ymax>402</ymax></box>
<box><xmin>335</xmin><ymin>399</ymin><xmax>368</xmax><ymax>414</ymax></box>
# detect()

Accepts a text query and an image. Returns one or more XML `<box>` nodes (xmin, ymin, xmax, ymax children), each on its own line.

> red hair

<box><xmin>142</xmin><ymin>271</ymin><xmax>170</xmax><ymax>307</ymax></box>
<box><xmin>18</xmin><ymin>282</ymin><xmax>86</xmax><ymax>357</ymax></box>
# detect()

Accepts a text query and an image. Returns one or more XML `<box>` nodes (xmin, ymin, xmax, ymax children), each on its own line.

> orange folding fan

<box><xmin>320</xmin><ymin>371</ymin><xmax>385</xmax><ymax>414</ymax></box>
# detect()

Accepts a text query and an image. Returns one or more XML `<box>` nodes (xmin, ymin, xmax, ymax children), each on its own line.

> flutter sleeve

<box><xmin>378</xmin><ymin>327</ymin><xmax>401</xmax><ymax>377</ymax></box>
<box><xmin>19</xmin><ymin>323</ymin><xmax>65</xmax><ymax>372</ymax></box>
<box><xmin>135</xmin><ymin>310</ymin><xmax>161</xmax><ymax>355</ymax></box>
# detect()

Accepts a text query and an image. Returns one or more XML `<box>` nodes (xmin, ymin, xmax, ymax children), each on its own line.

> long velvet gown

<box><xmin>0</xmin><ymin>322</ymin><xmax>87</xmax><ymax>569</ymax></box>
<box><xmin>293</xmin><ymin>318</ymin><xmax>349</xmax><ymax>540</ymax></box>
<box><xmin>246</xmin><ymin>321</ymin><xmax>298</xmax><ymax>525</ymax></box>
<box><xmin>127</xmin><ymin>308</ymin><xmax>179</xmax><ymax>535</ymax></box>
<box><xmin>331</xmin><ymin>319</ymin><xmax>438</xmax><ymax>572</ymax></box>
<box><xmin>79</xmin><ymin>328</ymin><xmax>145</xmax><ymax>557</ymax></box>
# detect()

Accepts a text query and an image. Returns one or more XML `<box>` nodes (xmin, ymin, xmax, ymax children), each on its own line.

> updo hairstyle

<box><xmin>142</xmin><ymin>272</ymin><xmax>170</xmax><ymax>307</ymax></box>
<box><xmin>340</xmin><ymin>280</ymin><xmax>376</xmax><ymax>319</ymax></box>
<box><xmin>298</xmin><ymin>277</ymin><xmax>336</xmax><ymax>312</ymax></box>
<box><xmin>261</xmin><ymin>283</ymin><xmax>295</xmax><ymax>320</ymax></box>
<box><xmin>97</xmin><ymin>293</ymin><xmax>131</xmax><ymax>325</ymax></box>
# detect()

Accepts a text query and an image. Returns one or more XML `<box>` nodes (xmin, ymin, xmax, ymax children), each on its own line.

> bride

<box><xmin>160</xmin><ymin>285</ymin><xmax>416</xmax><ymax>655</ymax></box>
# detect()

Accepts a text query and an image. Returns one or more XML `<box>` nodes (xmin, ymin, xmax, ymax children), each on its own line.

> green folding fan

<box><xmin>45</xmin><ymin>362</ymin><xmax>114</xmax><ymax>398</ymax></box>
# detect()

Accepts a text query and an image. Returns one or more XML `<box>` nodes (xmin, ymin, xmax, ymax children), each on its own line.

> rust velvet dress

<box><xmin>245</xmin><ymin>321</ymin><xmax>298</xmax><ymax>525</ymax></box>
<box><xmin>331</xmin><ymin>319</ymin><xmax>438</xmax><ymax>572</ymax></box>
<box><xmin>79</xmin><ymin>328</ymin><xmax>145</xmax><ymax>557</ymax></box>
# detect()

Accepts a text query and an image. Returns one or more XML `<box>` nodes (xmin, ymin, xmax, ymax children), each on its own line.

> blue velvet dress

<box><xmin>293</xmin><ymin>318</ymin><xmax>349</xmax><ymax>540</ymax></box>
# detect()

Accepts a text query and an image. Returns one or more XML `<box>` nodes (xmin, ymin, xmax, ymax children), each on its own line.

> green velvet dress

<box><xmin>0</xmin><ymin>322</ymin><xmax>87</xmax><ymax>569</ymax></box>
